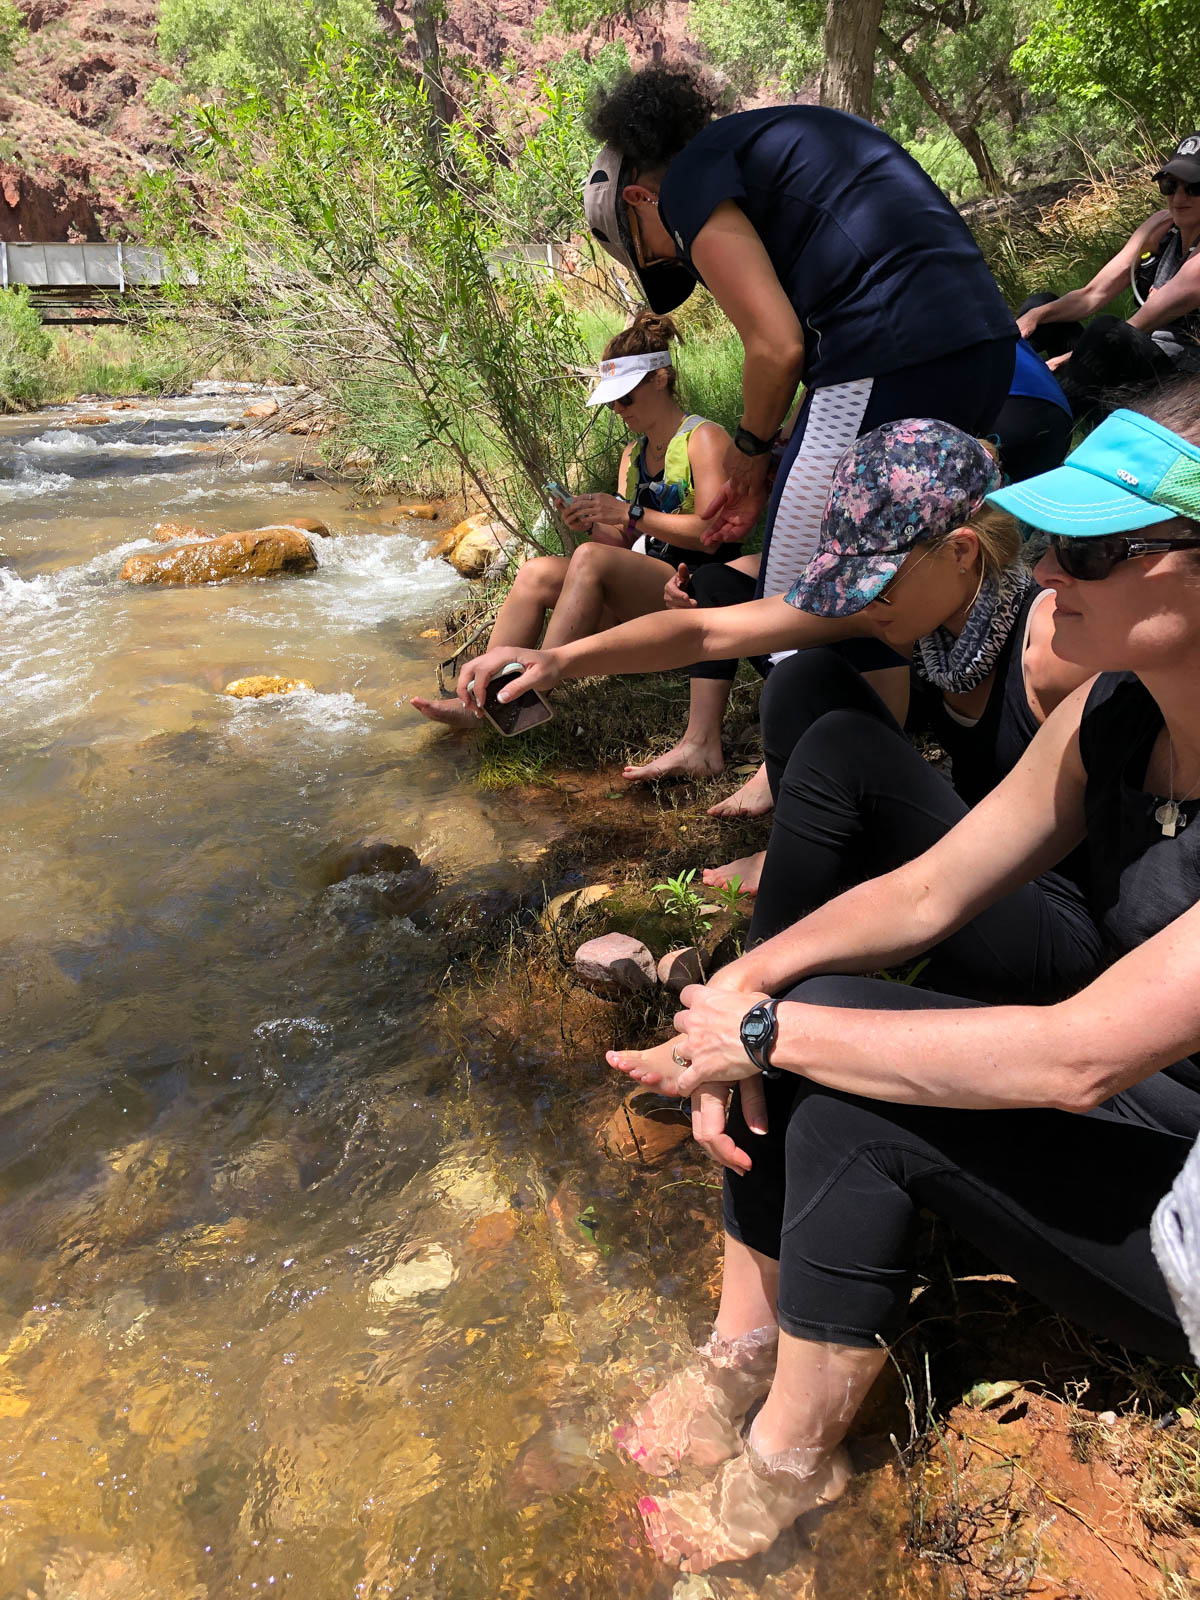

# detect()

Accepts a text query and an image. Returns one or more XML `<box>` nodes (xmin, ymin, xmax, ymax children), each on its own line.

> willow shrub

<box><xmin>149</xmin><ymin>45</ymin><xmax>637</xmax><ymax>554</ymax></box>
<box><xmin>0</xmin><ymin>287</ymin><xmax>52</xmax><ymax>412</ymax></box>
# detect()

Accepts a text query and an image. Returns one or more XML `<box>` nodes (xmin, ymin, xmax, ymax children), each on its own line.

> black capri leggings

<box><xmin>1018</xmin><ymin>291</ymin><xmax>1181</xmax><ymax>422</ymax></box>
<box><xmin>750</xmin><ymin>647</ymin><xmax>1102</xmax><ymax>1000</ymax></box>
<box><xmin>722</xmin><ymin>975</ymin><xmax>1199</xmax><ymax>1364</ymax></box>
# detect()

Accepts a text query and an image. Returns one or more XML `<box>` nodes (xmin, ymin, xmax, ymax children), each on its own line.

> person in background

<box><xmin>411</xmin><ymin>311</ymin><xmax>737</xmax><ymax>729</ymax></box>
<box><xmin>1018</xmin><ymin>133</ymin><xmax>1200</xmax><ymax>420</ymax></box>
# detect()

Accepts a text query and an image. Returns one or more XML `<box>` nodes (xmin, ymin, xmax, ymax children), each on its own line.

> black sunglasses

<box><xmin>1049</xmin><ymin>530</ymin><xmax>1200</xmax><ymax>581</ymax></box>
<box><xmin>1157</xmin><ymin>175</ymin><xmax>1200</xmax><ymax>197</ymax></box>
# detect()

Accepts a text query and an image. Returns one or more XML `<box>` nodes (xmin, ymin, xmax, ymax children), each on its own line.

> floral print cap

<box><xmin>788</xmin><ymin>418</ymin><xmax>1004</xmax><ymax>618</ymax></box>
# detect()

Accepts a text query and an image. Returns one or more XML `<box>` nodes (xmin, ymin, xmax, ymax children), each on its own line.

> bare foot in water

<box><xmin>702</xmin><ymin>851</ymin><xmax>765</xmax><ymax>897</ymax></box>
<box><xmin>639</xmin><ymin>1433</ymin><xmax>852</xmax><ymax>1571</ymax></box>
<box><xmin>707</xmin><ymin>763</ymin><xmax>773</xmax><ymax>819</ymax></box>
<box><xmin>623</xmin><ymin>740</ymin><xmax>723</xmax><ymax>783</ymax></box>
<box><xmin>613</xmin><ymin>1326</ymin><xmax>779</xmax><ymax>1478</ymax></box>
<box><xmin>410</xmin><ymin>695</ymin><xmax>479</xmax><ymax>730</ymax></box>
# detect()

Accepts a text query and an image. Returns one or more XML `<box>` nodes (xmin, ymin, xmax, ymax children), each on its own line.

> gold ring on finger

<box><xmin>671</xmin><ymin>1045</ymin><xmax>690</xmax><ymax>1069</ymax></box>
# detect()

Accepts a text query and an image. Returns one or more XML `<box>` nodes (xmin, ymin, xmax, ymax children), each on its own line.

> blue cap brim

<box><xmin>987</xmin><ymin>464</ymin><xmax>1179</xmax><ymax>536</ymax></box>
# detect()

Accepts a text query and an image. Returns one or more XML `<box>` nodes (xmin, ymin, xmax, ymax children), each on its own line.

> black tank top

<box><xmin>1078</xmin><ymin>672</ymin><xmax>1200</xmax><ymax>1098</ymax></box>
<box><xmin>1133</xmin><ymin>223</ymin><xmax>1200</xmax><ymax>367</ymax></box>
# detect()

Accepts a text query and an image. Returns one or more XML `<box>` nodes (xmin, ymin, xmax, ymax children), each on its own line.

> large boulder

<box><xmin>121</xmin><ymin>527</ymin><xmax>317</xmax><ymax>586</ymax></box>
<box><xmin>431</xmin><ymin>512</ymin><xmax>514</xmax><ymax>579</ymax></box>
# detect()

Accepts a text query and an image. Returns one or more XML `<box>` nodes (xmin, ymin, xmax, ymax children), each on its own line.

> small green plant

<box><xmin>652</xmin><ymin>867</ymin><xmax>717</xmax><ymax>952</ymax></box>
<box><xmin>707</xmin><ymin>874</ymin><xmax>751</xmax><ymax>917</ymax></box>
<box><xmin>0</xmin><ymin>287</ymin><xmax>51</xmax><ymax>411</ymax></box>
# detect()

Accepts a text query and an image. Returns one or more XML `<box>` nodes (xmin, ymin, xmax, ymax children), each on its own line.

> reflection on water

<box><xmin>0</xmin><ymin>394</ymin><xmax>914</xmax><ymax>1599</ymax></box>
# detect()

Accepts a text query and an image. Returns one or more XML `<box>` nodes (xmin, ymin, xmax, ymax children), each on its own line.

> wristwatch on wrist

<box><xmin>734</xmin><ymin>424</ymin><xmax>776</xmax><ymax>457</ymax></box>
<box><xmin>625</xmin><ymin>502</ymin><xmax>645</xmax><ymax>541</ymax></box>
<box><xmin>740</xmin><ymin>998</ymin><xmax>783</xmax><ymax>1079</ymax></box>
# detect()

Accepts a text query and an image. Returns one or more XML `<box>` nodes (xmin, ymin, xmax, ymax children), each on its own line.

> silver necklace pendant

<box><xmin>1155</xmin><ymin>798</ymin><xmax>1187</xmax><ymax>838</ymax></box>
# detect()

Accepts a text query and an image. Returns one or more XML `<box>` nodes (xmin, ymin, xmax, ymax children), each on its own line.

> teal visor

<box><xmin>986</xmin><ymin>408</ymin><xmax>1200</xmax><ymax>536</ymax></box>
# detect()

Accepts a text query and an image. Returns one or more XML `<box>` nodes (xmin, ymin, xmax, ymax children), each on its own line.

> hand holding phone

<box><xmin>467</xmin><ymin>662</ymin><xmax>554</xmax><ymax>737</ymax></box>
<box><xmin>544</xmin><ymin>480</ymin><xmax>574</xmax><ymax>512</ymax></box>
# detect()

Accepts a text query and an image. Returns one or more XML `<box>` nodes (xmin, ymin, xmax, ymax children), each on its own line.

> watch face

<box><xmin>742</xmin><ymin>1008</ymin><xmax>769</xmax><ymax>1045</ymax></box>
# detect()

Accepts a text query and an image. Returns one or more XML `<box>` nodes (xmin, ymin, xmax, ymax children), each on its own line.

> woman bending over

<box><xmin>606</xmin><ymin>389</ymin><xmax>1200</xmax><ymax>1573</ymax></box>
<box><xmin>411</xmin><ymin>311</ymin><xmax>737</xmax><ymax>729</ymax></box>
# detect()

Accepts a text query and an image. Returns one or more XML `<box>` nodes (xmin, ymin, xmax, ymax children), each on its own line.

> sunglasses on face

<box><xmin>608</xmin><ymin>379</ymin><xmax>647</xmax><ymax>411</ymax></box>
<box><xmin>1157</xmin><ymin>176</ymin><xmax>1200</xmax><ymax>197</ymax></box>
<box><xmin>1049</xmin><ymin>530</ymin><xmax>1200</xmax><ymax>580</ymax></box>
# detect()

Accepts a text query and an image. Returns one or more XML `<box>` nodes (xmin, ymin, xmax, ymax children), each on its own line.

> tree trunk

<box><xmin>412</xmin><ymin>0</ymin><xmax>453</xmax><ymax>136</ymax></box>
<box><xmin>878</xmin><ymin>27</ymin><xmax>1001</xmax><ymax>195</ymax></box>
<box><xmin>819</xmin><ymin>0</ymin><xmax>885</xmax><ymax>119</ymax></box>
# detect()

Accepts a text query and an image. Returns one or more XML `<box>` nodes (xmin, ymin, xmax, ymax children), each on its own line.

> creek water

<box><xmin>0</xmin><ymin>392</ymin><xmax>918</xmax><ymax>1600</ymax></box>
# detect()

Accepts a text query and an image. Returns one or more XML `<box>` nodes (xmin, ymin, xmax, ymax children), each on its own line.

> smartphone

<box><xmin>679</xmin><ymin>565</ymin><xmax>696</xmax><ymax>599</ymax></box>
<box><xmin>470</xmin><ymin>662</ymin><xmax>554</xmax><ymax>737</ymax></box>
<box><xmin>544</xmin><ymin>480</ymin><xmax>574</xmax><ymax>511</ymax></box>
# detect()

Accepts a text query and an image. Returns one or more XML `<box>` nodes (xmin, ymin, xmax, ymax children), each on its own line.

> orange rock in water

<box><xmin>108</xmin><ymin>399</ymin><xmax>140</xmax><ymax>410</ymax></box>
<box><xmin>367</xmin><ymin>503</ymin><xmax>439</xmax><ymax>525</ymax></box>
<box><xmin>149</xmin><ymin>521</ymin><xmax>208</xmax><ymax>544</ymax></box>
<box><xmin>243</xmin><ymin>397</ymin><xmax>279</xmax><ymax>420</ymax></box>
<box><xmin>66</xmin><ymin>413</ymin><xmax>110</xmax><ymax>426</ymax></box>
<box><xmin>223</xmin><ymin>675</ymin><xmax>313</xmax><ymax>698</ymax></box>
<box><xmin>280</xmin><ymin>516</ymin><xmax>331</xmax><ymax>537</ymax></box>
<box><xmin>121</xmin><ymin>527</ymin><xmax>317</xmax><ymax>585</ymax></box>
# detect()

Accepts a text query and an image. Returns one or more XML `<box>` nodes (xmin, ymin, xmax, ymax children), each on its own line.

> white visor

<box><xmin>586</xmin><ymin>349</ymin><xmax>672</xmax><ymax>407</ymax></box>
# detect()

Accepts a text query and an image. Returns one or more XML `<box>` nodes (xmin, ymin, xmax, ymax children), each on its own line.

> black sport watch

<box><xmin>734</xmin><ymin>424</ymin><xmax>776</xmax><ymax>457</ymax></box>
<box><xmin>740</xmin><ymin>998</ymin><xmax>783</xmax><ymax>1079</ymax></box>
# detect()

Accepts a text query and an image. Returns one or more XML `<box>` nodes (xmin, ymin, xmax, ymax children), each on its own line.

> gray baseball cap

<box><xmin>582</xmin><ymin>143</ymin><xmax>696</xmax><ymax>314</ymax></box>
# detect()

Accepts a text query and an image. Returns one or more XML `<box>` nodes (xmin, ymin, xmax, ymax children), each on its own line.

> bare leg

<box><xmin>702</xmin><ymin>850</ymin><xmax>766</xmax><ymax>896</ymax></box>
<box><xmin>622</xmin><ymin>676</ymin><xmax>730</xmax><ymax>782</ymax></box>
<box><xmin>613</xmin><ymin>1236</ymin><xmax>781</xmax><ymax>1476</ymax></box>
<box><xmin>640</xmin><ymin>1334</ymin><xmax>886</xmax><ymax>1571</ymax></box>
<box><xmin>541</xmin><ymin>541</ymin><xmax>677</xmax><ymax>648</ymax></box>
<box><xmin>707</xmin><ymin>761</ymin><xmax>773</xmax><ymax>819</ymax></box>
<box><xmin>411</xmin><ymin>555</ymin><xmax>569</xmax><ymax>728</ymax></box>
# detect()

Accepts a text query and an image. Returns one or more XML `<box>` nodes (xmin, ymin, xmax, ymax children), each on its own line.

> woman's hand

<box><xmin>1045</xmin><ymin>351</ymin><xmax>1072</xmax><ymax>372</ymax></box>
<box><xmin>690</xmin><ymin>1080</ymin><xmax>767</xmax><ymax>1174</ymax></box>
<box><xmin>560</xmin><ymin>502</ymin><xmax>595</xmax><ymax>537</ymax></box>
<box><xmin>663</xmin><ymin>563</ymin><xmax>698</xmax><ymax>609</ymax></box>
<box><xmin>456</xmin><ymin>644</ymin><xmax>563</xmax><ymax>714</ymax></box>
<box><xmin>700</xmin><ymin>447</ymin><xmax>770</xmax><ymax>545</ymax></box>
<box><xmin>571</xmin><ymin>492</ymin><xmax>629</xmax><ymax>528</ymax></box>
<box><xmin>1016</xmin><ymin>308</ymin><xmax>1042</xmax><ymax>341</ymax></box>
<box><xmin>672</xmin><ymin>981</ymin><xmax>771</xmax><ymax>1092</ymax></box>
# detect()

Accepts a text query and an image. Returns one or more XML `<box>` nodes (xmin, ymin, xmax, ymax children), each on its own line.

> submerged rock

<box><xmin>223</xmin><ymin>675</ymin><xmax>314</xmax><ymax>699</ymax></box>
<box><xmin>368</xmin><ymin>502</ymin><xmax>439</xmax><ymax>525</ymax></box>
<box><xmin>326</xmin><ymin>836</ymin><xmax>422</xmax><ymax>882</ymax></box>
<box><xmin>279</xmin><ymin>515</ymin><xmax>332</xmax><ymax>537</ymax></box>
<box><xmin>243</xmin><ymin>397</ymin><xmax>279</xmax><ymax>419</ymax></box>
<box><xmin>369</xmin><ymin>1242</ymin><xmax>456</xmax><ymax>1306</ymax></box>
<box><xmin>575</xmin><ymin>932</ymin><xmax>657</xmax><ymax>994</ymax></box>
<box><xmin>64</xmin><ymin>412</ymin><xmax>110</xmax><ymax>426</ymax></box>
<box><xmin>121</xmin><ymin>527</ymin><xmax>317</xmax><ymax>585</ymax></box>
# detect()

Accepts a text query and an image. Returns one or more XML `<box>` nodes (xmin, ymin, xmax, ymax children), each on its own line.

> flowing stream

<box><xmin>0</xmin><ymin>391</ymin><xmax>917</xmax><ymax>1600</ymax></box>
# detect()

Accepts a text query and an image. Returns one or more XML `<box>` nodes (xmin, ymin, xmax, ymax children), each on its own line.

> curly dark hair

<box><xmin>587</xmin><ymin>64</ymin><xmax>720</xmax><ymax>172</ymax></box>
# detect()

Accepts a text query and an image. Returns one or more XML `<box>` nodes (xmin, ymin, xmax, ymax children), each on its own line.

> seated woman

<box><xmin>411</xmin><ymin>311</ymin><xmax>740</xmax><ymax>730</ymax></box>
<box><xmin>1018</xmin><ymin>133</ymin><xmax>1200</xmax><ymax>420</ymax></box>
<box><xmin>605</xmin><ymin>386</ymin><xmax>1200</xmax><ymax>1574</ymax></box>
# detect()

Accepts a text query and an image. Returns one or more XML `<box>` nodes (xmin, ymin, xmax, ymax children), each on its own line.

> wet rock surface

<box><xmin>432</xmin><ymin>511</ymin><xmax>514</xmax><ymax>578</ymax></box>
<box><xmin>121</xmin><ymin>527</ymin><xmax>318</xmax><ymax>585</ymax></box>
<box><xmin>223</xmin><ymin>674</ymin><xmax>314</xmax><ymax>698</ymax></box>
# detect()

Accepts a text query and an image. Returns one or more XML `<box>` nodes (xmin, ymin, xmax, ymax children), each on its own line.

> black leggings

<box><xmin>1019</xmin><ymin>292</ymin><xmax>1181</xmax><ymax>422</ymax></box>
<box><xmin>687</xmin><ymin>562</ymin><xmax>767</xmax><ymax>683</ymax></box>
<box><xmin>750</xmin><ymin>648</ymin><xmax>1102</xmax><ymax>1001</ymax></box>
<box><xmin>722</xmin><ymin>975</ymin><xmax>1199</xmax><ymax>1364</ymax></box>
